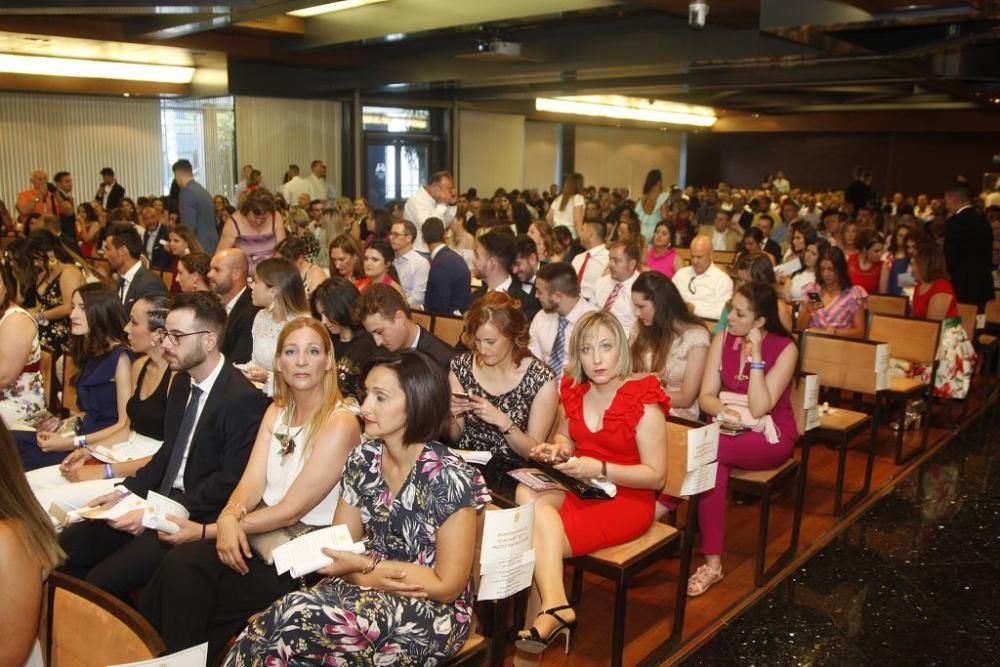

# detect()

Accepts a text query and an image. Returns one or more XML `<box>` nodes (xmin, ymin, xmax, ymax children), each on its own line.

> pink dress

<box><xmin>232</xmin><ymin>212</ymin><xmax>278</xmax><ymax>276</ymax></box>
<box><xmin>646</xmin><ymin>247</ymin><xmax>679</xmax><ymax>278</ymax></box>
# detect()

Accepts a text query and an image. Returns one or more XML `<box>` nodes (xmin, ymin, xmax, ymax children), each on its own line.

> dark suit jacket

<box><xmin>425</xmin><ymin>246</ymin><xmax>472</xmax><ymax>315</ymax></box>
<box><xmin>143</xmin><ymin>225</ymin><xmax>173</xmax><ymax>271</ymax></box>
<box><xmin>222</xmin><ymin>288</ymin><xmax>259</xmax><ymax>365</ymax></box>
<box><xmin>945</xmin><ymin>207</ymin><xmax>994</xmax><ymax>305</ymax></box>
<box><xmin>763</xmin><ymin>239</ymin><xmax>782</xmax><ymax>266</ymax></box>
<box><xmin>415</xmin><ymin>325</ymin><xmax>455</xmax><ymax>369</ymax></box>
<box><xmin>122</xmin><ymin>265</ymin><xmax>168</xmax><ymax>315</ymax></box>
<box><xmin>122</xmin><ymin>362</ymin><xmax>268</xmax><ymax>522</ymax></box>
<box><xmin>471</xmin><ymin>279</ymin><xmax>541</xmax><ymax>322</ymax></box>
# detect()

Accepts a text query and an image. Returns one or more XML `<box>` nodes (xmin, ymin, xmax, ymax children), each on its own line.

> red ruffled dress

<box><xmin>558</xmin><ymin>374</ymin><xmax>670</xmax><ymax>556</ymax></box>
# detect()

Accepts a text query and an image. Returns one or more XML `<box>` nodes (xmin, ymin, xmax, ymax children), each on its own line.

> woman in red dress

<box><xmin>847</xmin><ymin>228</ymin><xmax>886</xmax><ymax>293</ymax></box>
<box><xmin>514</xmin><ymin>310</ymin><xmax>670</xmax><ymax>655</ymax></box>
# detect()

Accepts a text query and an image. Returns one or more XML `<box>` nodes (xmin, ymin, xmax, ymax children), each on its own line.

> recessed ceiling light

<box><xmin>288</xmin><ymin>0</ymin><xmax>391</xmax><ymax>18</ymax></box>
<box><xmin>0</xmin><ymin>54</ymin><xmax>194</xmax><ymax>84</ymax></box>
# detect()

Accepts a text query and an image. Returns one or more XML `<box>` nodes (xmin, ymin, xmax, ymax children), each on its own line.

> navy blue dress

<box><xmin>16</xmin><ymin>346</ymin><xmax>134</xmax><ymax>471</ymax></box>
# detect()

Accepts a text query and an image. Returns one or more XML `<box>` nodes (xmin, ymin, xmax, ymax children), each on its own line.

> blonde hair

<box><xmin>0</xmin><ymin>423</ymin><xmax>64</xmax><ymax>576</ymax></box>
<box><xmin>271</xmin><ymin>318</ymin><xmax>343</xmax><ymax>456</ymax></box>
<box><xmin>564</xmin><ymin>311</ymin><xmax>632</xmax><ymax>385</ymax></box>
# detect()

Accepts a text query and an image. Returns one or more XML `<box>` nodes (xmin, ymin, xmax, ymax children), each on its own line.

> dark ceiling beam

<box><xmin>126</xmin><ymin>0</ymin><xmax>318</xmax><ymax>40</ymax></box>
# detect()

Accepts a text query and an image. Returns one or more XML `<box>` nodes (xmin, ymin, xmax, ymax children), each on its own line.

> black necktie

<box><xmin>118</xmin><ymin>277</ymin><xmax>127</xmax><ymax>302</ymax></box>
<box><xmin>158</xmin><ymin>385</ymin><xmax>204</xmax><ymax>494</ymax></box>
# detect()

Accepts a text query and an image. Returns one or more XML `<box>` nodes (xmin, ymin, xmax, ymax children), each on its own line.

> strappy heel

<box><xmin>514</xmin><ymin>605</ymin><xmax>577</xmax><ymax>654</ymax></box>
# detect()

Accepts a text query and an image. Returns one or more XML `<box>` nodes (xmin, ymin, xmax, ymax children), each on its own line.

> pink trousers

<box><xmin>697</xmin><ymin>431</ymin><xmax>793</xmax><ymax>556</ymax></box>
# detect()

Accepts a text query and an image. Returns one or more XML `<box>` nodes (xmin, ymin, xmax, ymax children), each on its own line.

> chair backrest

<box><xmin>39</xmin><ymin>349</ymin><xmax>54</xmax><ymax>409</ymax></box>
<box><xmin>867</xmin><ymin>313</ymin><xmax>940</xmax><ymax>365</ymax></box>
<box><xmin>714</xmin><ymin>250</ymin><xmax>738</xmax><ymax>267</ymax></box>
<box><xmin>676</xmin><ymin>247</ymin><xmax>692</xmax><ymax>264</ymax></box>
<box><xmin>411</xmin><ymin>311</ymin><xmax>433</xmax><ymax>331</ymax></box>
<box><xmin>985</xmin><ymin>293</ymin><xmax>1000</xmax><ymax>327</ymax></box>
<box><xmin>47</xmin><ymin>571</ymin><xmax>164</xmax><ymax>667</ymax></box>
<box><xmin>799</xmin><ymin>331</ymin><xmax>886</xmax><ymax>394</ymax></box>
<box><xmin>61</xmin><ymin>355</ymin><xmax>79</xmax><ymax>414</ymax></box>
<box><xmin>867</xmin><ymin>293</ymin><xmax>908</xmax><ymax>317</ymax></box>
<box><xmin>956</xmin><ymin>302</ymin><xmax>978</xmax><ymax>340</ymax></box>
<box><xmin>433</xmin><ymin>314</ymin><xmax>465</xmax><ymax>347</ymax></box>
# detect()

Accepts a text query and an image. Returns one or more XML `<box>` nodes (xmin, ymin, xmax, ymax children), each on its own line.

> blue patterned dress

<box><xmin>224</xmin><ymin>440</ymin><xmax>491</xmax><ymax>666</ymax></box>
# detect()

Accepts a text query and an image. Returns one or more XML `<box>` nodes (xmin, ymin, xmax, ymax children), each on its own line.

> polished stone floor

<box><xmin>682</xmin><ymin>415</ymin><xmax>1000</xmax><ymax>666</ymax></box>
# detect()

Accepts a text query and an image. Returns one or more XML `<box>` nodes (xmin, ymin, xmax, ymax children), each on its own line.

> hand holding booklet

<box><xmin>142</xmin><ymin>491</ymin><xmax>189</xmax><ymax>534</ymax></box>
<box><xmin>271</xmin><ymin>525</ymin><xmax>366</xmax><ymax>578</ymax></box>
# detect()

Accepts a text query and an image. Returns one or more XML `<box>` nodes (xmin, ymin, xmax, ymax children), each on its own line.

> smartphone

<box><xmin>807</xmin><ymin>291</ymin><xmax>823</xmax><ymax>305</ymax></box>
<box><xmin>452</xmin><ymin>392</ymin><xmax>471</xmax><ymax>400</ymax></box>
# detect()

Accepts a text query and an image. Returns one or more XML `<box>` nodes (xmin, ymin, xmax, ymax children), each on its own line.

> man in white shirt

<box><xmin>592</xmin><ymin>241</ymin><xmax>641</xmax><ymax>338</ymax></box>
<box><xmin>672</xmin><ymin>235</ymin><xmax>733</xmax><ymax>319</ymax></box>
<box><xmin>914</xmin><ymin>193</ymin><xmax>935</xmax><ymax>222</ymax></box>
<box><xmin>281</xmin><ymin>166</ymin><xmax>311</xmax><ymax>207</ymax></box>
<box><xmin>403</xmin><ymin>171</ymin><xmax>457</xmax><ymax>253</ymax></box>
<box><xmin>304</xmin><ymin>160</ymin><xmax>335</xmax><ymax>204</ymax></box>
<box><xmin>232</xmin><ymin>164</ymin><xmax>253</xmax><ymax>202</ymax></box>
<box><xmin>798</xmin><ymin>194</ymin><xmax>823</xmax><ymax>226</ymax></box>
<box><xmin>390</xmin><ymin>219</ymin><xmax>430</xmax><ymax>309</ymax></box>
<box><xmin>530</xmin><ymin>261</ymin><xmax>597</xmax><ymax>381</ymax></box>
<box><xmin>772</xmin><ymin>170</ymin><xmax>790</xmax><ymax>194</ymax></box>
<box><xmin>571</xmin><ymin>220</ymin><xmax>610</xmax><ymax>303</ymax></box>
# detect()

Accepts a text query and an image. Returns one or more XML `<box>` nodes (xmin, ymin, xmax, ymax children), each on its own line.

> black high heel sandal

<box><xmin>514</xmin><ymin>605</ymin><xmax>577</xmax><ymax>654</ymax></box>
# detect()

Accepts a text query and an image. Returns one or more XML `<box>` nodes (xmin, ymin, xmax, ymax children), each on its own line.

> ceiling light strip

<box><xmin>0</xmin><ymin>53</ymin><xmax>194</xmax><ymax>84</ymax></box>
<box><xmin>536</xmin><ymin>97</ymin><xmax>716</xmax><ymax>127</ymax></box>
<box><xmin>288</xmin><ymin>0</ymin><xmax>391</xmax><ymax>18</ymax></box>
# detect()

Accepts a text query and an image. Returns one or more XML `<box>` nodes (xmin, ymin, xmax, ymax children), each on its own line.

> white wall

<box><xmin>234</xmin><ymin>96</ymin><xmax>341</xmax><ymax>200</ymax></box>
<box><xmin>0</xmin><ymin>93</ymin><xmax>163</xmax><ymax>213</ymax></box>
<box><xmin>457</xmin><ymin>110</ymin><xmax>525</xmax><ymax>195</ymax></box>
<box><xmin>574</xmin><ymin>125</ymin><xmax>683</xmax><ymax>196</ymax></box>
<box><xmin>524</xmin><ymin>121</ymin><xmax>559</xmax><ymax>191</ymax></box>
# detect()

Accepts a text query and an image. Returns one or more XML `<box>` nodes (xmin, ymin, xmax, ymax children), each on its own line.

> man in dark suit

<box><xmin>104</xmin><ymin>224</ymin><xmax>168</xmax><ymax>315</ymax></box>
<box><xmin>944</xmin><ymin>181</ymin><xmax>994</xmax><ymax>308</ymax></box>
<box><xmin>512</xmin><ymin>235</ymin><xmax>540</xmax><ymax>296</ymax></box>
<box><xmin>423</xmin><ymin>217</ymin><xmax>471</xmax><ymax>315</ymax></box>
<box><xmin>356</xmin><ymin>283</ymin><xmax>454</xmax><ymax>368</ymax></box>
<box><xmin>96</xmin><ymin>167</ymin><xmax>125</xmax><ymax>211</ymax></box>
<box><xmin>140</xmin><ymin>205</ymin><xmax>173</xmax><ymax>271</ymax></box>
<box><xmin>470</xmin><ymin>229</ymin><xmax>541</xmax><ymax>321</ymax></box>
<box><xmin>59</xmin><ymin>292</ymin><xmax>268</xmax><ymax>598</ymax></box>
<box><xmin>208</xmin><ymin>248</ymin><xmax>258</xmax><ymax>364</ymax></box>
<box><xmin>757</xmin><ymin>216</ymin><xmax>783</xmax><ymax>266</ymax></box>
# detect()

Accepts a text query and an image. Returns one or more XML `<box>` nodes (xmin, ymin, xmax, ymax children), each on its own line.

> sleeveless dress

<box><xmin>232</xmin><ymin>212</ymin><xmax>279</xmax><ymax>276</ymax></box>
<box><xmin>15</xmin><ymin>345</ymin><xmax>135</xmax><ymax>471</ymax></box>
<box><xmin>558</xmin><ymin>375</ymin><xmax>670</xmax><ymax>556</ymax></box>
<box><xmin>0</xmin><ymin>306</ymin><xmax>44</xmax><ymax>427</ymax></box>
<box><xmin>450</xmin><ymin>353</ymin><xmax>555</xmax><ymax>468</ymax></box>
<box><xmin>911</xmin><ymin>279</ymin><xmax>958</xmax><ymax>318</ymax></box>
<box><xmin>37</xmin><ymin>277</ymin><xmax>71</xmax><ymax>356</ymax></box>
<box><xmin>223</xmin><ymin>440</ymin><xmax>491</xmax><ymax>667</ymax></box>
<box><xmin>28</xmin><ymin>359</ymin><xmax>169</xmax><ymax>515</ymax></box>
<box><xmin>848</xmin><ymin>254</ymin><xmax>881</xmax><ymax>293</ymax></box>
<box><xmin>646</xmin><ymin>247</ymin><xmax>678</xmax><ymax>278</ymax></box>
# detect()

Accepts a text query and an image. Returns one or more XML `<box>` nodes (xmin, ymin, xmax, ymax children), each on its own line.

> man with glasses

<box><xmin>390</xmin><ymin>220</ymin><xmax>430</xmax><ymax>309</ymax></box>
<box><xmin>672</xmin><ymin>235</ymin><xmax>733</xmax><ymax>319</ymax></box>
<box><xmin>59</xmin><ymin>291</ymin><xmax>268</xmax><ymax>599</ymax></box>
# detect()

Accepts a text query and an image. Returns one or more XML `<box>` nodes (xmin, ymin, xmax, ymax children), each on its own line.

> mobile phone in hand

<box><xmin>807</xmin><ymin>291</ymin><xmax>823</xmax><ymax>305</ymax></box>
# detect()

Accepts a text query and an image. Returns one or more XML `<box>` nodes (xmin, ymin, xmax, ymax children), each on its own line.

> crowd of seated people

<box><xmin>2</xmin><ymin>161</ymin><xmax>1000</xmax><ymax>664</ymax></box>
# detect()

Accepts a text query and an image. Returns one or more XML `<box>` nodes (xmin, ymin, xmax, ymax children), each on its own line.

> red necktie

<box><xmin>602</xmin><ymin>282</ymin><xmax>623</xmax><ymax>311</ymax></box>
<box><xmin>577</xmin><ymin>252</ymin><xmax>591</xmax><ymax>286</ymax></box>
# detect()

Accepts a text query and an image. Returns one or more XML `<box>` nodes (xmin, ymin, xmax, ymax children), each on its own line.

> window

<box><xmin>160</xmin><ymin>97</ymin><xmax>234</xmax><ymax>196</ymax></box>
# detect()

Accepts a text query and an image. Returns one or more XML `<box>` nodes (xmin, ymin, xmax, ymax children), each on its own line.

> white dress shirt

<box><xmin>304</xmin><ymin>174</ymin><xmax>335</xmax><ymax>203</ymax></box>
<box><xmin>592</xmin><ymin>271</ymin><xmax>640</xmax><ymax>338</ymax></box>
<box><xmin>224</xmin><ymin>287</ymin><xmax>247</xmax><ymax>314</ymax></box>
<box><xmin>711</xmin><ymin>229</ymin><xmax>729</xmax><ymax>252</ymax></box>
<box><xmin>144</xmin><ymin>223</ymin><xmax>163</xmax><ymax>258</ymax></box>
<box><xmin>672</xmin><ymin>263</ymin><xmax>733</xmax><ymax>320</ymax></box>
<box><xmin>173</xmin><ymin>355</ymin><xmax>226</xmax><ymax>491</ymax></box>
<box><xmin>403</xmin><ymin>187</ymin><xmax>456</xmax><ymax>253</ymax></box>
<box><xmin>571</xmin><ymin>244</ymin><xmax>609</xmax><ymax>304</ymax></box>
<box><xmin>394</xmin><ymin>248</ymin><xmax>430</xmax><ymax>308</ymax></box>
<box><xmin>118</xmin><ymin>261</ymin><xmax>142</xmax><ymax>303</ymax></box>
<box><xmin>528</xmin><ymin>297</ymin><xmax>597</xmax><ymax>380</ymax></box>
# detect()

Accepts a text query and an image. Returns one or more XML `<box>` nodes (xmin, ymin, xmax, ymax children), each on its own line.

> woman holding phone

<box><xmin>448</xmin><ymin>292</ymin><xmax>558</xmax><ymax>466</ymax></box>
<box><xmin>691</xmin><ymin>281</ymin><xmax>798</xmax><ymax>597</ymax></box>
<box><xmin>796</xmin><ymin>246</ymin><xmax>867</xmax><ymax>338</ymax></box>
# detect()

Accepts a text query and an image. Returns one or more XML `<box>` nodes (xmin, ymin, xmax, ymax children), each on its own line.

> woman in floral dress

<box><xmin>224</xmin><ymin>350</ymin><xmax>490</xmax><ymax>666</ymax></box>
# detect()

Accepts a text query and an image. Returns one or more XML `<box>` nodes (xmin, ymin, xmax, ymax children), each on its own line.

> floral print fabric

<box><xmin>224</xmin><ymin>440</ymin><xmax>490</xmax><ymax>666</ymax></box>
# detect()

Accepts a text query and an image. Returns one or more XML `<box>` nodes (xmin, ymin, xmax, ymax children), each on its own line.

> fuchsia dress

<box><xmin>558</xmin><ymin>375</ymin><xmax>671</xmax><ymax>556</ymax></box>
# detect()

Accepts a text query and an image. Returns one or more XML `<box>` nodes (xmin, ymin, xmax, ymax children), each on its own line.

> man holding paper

<box><xmin>58</xmin><ymin>292</ymin><xmax>268</xmax><ymax>599</ymax></box>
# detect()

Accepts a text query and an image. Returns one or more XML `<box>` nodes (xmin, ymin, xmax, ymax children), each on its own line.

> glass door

<box><xmin>365</xmin><ymin>139</ymin><xmax>429</xmax><ymax>208</ymax></box>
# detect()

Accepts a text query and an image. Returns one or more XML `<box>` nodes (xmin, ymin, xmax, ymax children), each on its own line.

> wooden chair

<box><xmin>866</xmin><ymin>313</ymin><xmax>940</xmax><ymax>464</ymax></box>
<box><xmin>676</xmin><ymin>247</ymin><xmax>692</xmax><ymax>265</ymax></box>
<box><xmin>565</xmin><ymin>420</ymin><xmax>699</xmax><ymax>667</ymax></box>
<box><xmin>39</xmin><ymin>349</ymin><xmax>54</xmax><ymax>410</ymax></box>
<box><xmin>980</xmin><ymin>296</ymin><xmax>1000</xmax><ymax>391</ymax></box>
<box><xmin>714</xmin><ymin>250</ymin><xmax>738</xmax><ymax>267</ymax></box>
<box><xmin>61</xmin><ymin>355</ymin><xmax>79</xmax><ymax>416</ymax></box>
<box><xmin>798</xmin><ymin>332</ymin><xmax>885</xmax><ymax>515</ymax></box>
<box><xmin>727</xmin><ymin>374</ymin><xmax>813</xmax><ymax>586</ymax></box>
<box><xmin>45</xmin><ymin>571</ymin><xmax>165</xmax><ymax>667</ymax></box>
<box><xmin>411</xmin><ymin>311</ymin><xmax>433</xmax><ymax>331</ymax></box>
<box><xmin>867</xmin><ymin>293</ymin><xmax>908</xmax><ymax>317</ymax></box>
<box><xmin>433</xmin><ymin>314</ymin><xmax>465</xmax><ymax>348</ymax></box>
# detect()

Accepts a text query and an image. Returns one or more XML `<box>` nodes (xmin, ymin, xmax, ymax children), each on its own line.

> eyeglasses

<box><xmin>688</xmin><ymin>274</ymin><xmax>698</xmax><ymax>295</ymax></box>
<box><xmin>164</xmin><ymin>330</ymin><xmax>211</xmax><ymax>345</ymax></box>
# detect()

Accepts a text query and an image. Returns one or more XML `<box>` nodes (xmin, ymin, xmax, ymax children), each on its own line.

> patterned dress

<box><xmin>224</xmin><ymin>440</ymin><xmax>490</xmax><ymax>666</ymax></box>
<box><xmin>0</xmin><ymin>306</ymin><xmax>44</xmax><ymax>426</ymax></box>
<box><xmin>450</xmin><ymin>353</ymin><xmax>555</xmax><ymax>467</ymax></box>
<box><xmin>37</xmin><ymin>277</ymin><xmax>71</xmax><ymax>356</ymax></box>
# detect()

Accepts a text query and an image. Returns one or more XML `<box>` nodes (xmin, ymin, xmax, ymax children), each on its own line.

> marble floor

<box><xmin>681</xmin><ymin>414</ymin><xmax>1000</xmax><ymax>666</ymax></box>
